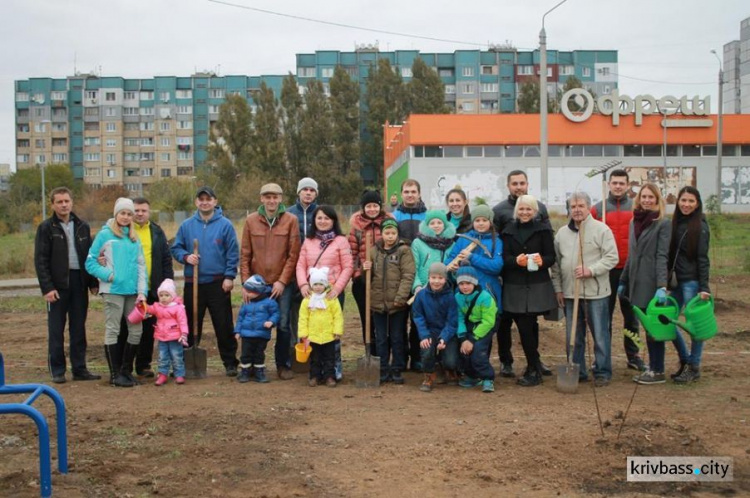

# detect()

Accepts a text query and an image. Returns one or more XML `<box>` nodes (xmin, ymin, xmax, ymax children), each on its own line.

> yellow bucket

<box><xmin>295</xmin><ymin>342</ymin><xmax>312</xmax><ymax>363</ymax></box>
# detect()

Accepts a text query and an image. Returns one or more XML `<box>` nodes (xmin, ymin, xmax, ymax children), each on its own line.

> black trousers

<box><xmin>47</xmin><ymin>270</ymin><xmax>89</xmax><ymax>376</ymax></box>
<box><xmin>240</xmin><ymin>337</ymin><xmax>268</xmax><ymax>366</ymax></box>
<box><xmin>507</xmin><ymin>313</ymin><xmax>540</xmax><ymax>370</ymax></box>
<box><xmin>116</xmin><ymin>292</ymin><xmax>156</xmax><ymax>372</ymax></box>
<box><xmin>309</xmin><ymin>341</ymin><xmax>336</xmax><ymax>381</ymax></box>
<box><xmin>607</xmin><ymin>267</ymin><xmax>641</xmax><ymax>360</ymax></box>
<box><xmin>183</xmin><ymin>280</ymin><xmax>238</xmax><ymax>369</ymax></box>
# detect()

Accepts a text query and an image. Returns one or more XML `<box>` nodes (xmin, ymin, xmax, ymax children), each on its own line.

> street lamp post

<box><xmin>40</xmin><ymin>162</ymin><xmax>46</xmax><ymax>220</ymax></box>
<box><xmin>540</xmin><ymin>0</ymin><xmax>569</xmax><ymax>205</ymax></box>
<box><xmin>711</xmin><ymin>49</ymin><xmax>724</xmax><ymax>213</ymax></box>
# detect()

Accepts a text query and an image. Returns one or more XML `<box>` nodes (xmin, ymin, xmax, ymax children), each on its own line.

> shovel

<box><xmin>557</xmin><ymin>223</ymin><xmax>584</xmax><ymax>394</ymax></box>
<box><xmin>356</xmin><ymin>232</ymin><xmax>380</xmax><ymax>388</ymax></box>
<box><xmin>184</xmin><ymin>239</ymin><xmax>208</xmax><ymax>379</ymax></box>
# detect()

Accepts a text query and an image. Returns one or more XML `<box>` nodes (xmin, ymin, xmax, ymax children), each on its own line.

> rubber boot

<box><xmin>517</xmin><ymin>361</ymin><xmax>543</xmax><ymax>387</ymax></box>
<box><xmin>104</xmin><ymin>344</ymin><xmax>120</xmax><ymax>385</ymax></box>
<box><xmin>238</xmin><ymin>368</ymin><xmax>251</xmax><ymax>383</ymax></box>
<box><xmin>118</xmin><ymin>344</ymin><xmax>139</xmax><ymax>387</ymax></box>
<box><xmin>254</xmin><ymin>366</ymin><xmax>270</xmax><ymax>383</ymax></box>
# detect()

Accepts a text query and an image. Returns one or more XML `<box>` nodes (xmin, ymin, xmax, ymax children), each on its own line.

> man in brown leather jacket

<box><xmin>240</xmin><ymin>183</ymin><xmax>301</xmax><ymax>379</ymax></box>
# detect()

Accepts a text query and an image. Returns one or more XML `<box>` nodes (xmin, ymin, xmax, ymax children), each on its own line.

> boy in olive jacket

<box><xmin>362</xmin><ymin>219</ymin><xmax>415</xmax><ymax>384</ymax></box>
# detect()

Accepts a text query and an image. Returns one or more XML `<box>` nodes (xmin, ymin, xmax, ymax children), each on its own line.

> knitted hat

<box><xmin>360</xmin><ymin>189</ymin><xmax>382</xmax><ymax>208</ymax></box>
<box><xmin>157</xmin><ymin>278</ymin><xmax>177</xmax><ymax>298</ymax></box>
<box><xmin>428</xmin><ymin>262</ymin><xmax>447</xmax><ymax>278</ymax></box>
<box><xmin>471</xmin><ymin>204</ymin><xmax>493</xmax><ymax>222</ymax></box>
<box><xmin>456</xmin><ymin>265</ymin><xmax>479</xmax><ymax>286</ymax></box>
<box><xmin>297</xmin><ymin>177</ymin><xmax>318</xmax><ymax>194</ymax></box>
<box><xmin>114</xmin><ymin>197</ymin><xmax>135</xmax><ymax>216</ymax></box>
<box><xmin>243</xmin><ymin>274</ymin><xmax>269</xmax><ymax>294</ymax></box>
<box><xmin>308</xmin><ymin>267</ymin><xmax>330</xmax><ymax>287</ymax></box>
<box><xmin>381</xmin><ymin>219</ymin><xmax>399</xmax><ymax>232</ymax></box>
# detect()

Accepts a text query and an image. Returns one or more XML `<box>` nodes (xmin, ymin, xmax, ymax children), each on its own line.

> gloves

<box><xmin>654</xmin><ymin>287</ymin><xmax>667</xmax><ymax>304</ymax></box>
<box><xmin>516</xmin><ymin>254</ymin><xmax>528</xmax><ymax>267</ymax></box>
<box><xmin>617</xmin><ymin>283</ymin><xmax>625</xmax><ymax>298</ymax></box>
<box><xmin>179</xmin><ymin>335</ymin><xmax>189</xmax><ymax>347</ymax></box>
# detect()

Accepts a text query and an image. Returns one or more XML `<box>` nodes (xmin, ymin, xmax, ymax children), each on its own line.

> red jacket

<box><xmin>347</xmin><ymin>211</ymin><xmax>394</xmax><ymax>279</ymax></box>
<box><xmin>591</xmin><ymin>194</ymin><xmax>633</xmax><ymax>269</ymax></box>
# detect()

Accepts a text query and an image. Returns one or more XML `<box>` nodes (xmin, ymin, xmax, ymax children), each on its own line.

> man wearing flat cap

<box><xmin>240</xmin><ymin>183</ymin><xmax>301</xmax><ymax>380</ymax></box>
<box><xmin>171</xmin><ymin>186</ymin><xmax>240</xmax><ymax>376</ymax></box>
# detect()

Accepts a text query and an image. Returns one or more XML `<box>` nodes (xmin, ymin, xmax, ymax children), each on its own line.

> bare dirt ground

<box><xmin>1</xmin><ymin>276</ymin><xmax>748</xmax><ymax>497</ymax></box>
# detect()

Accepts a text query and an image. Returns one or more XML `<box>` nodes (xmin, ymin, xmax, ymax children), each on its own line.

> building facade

<box><xmin>14</xmin><ymin>73</ymin><xmax>284</xmax><ymax>192</ymax></box>
<box><xmin>383</xmin><ymin>114</ymin><xmax>750</xmax><ymax>212</ymax></box>
<box><xmin>723</xmin><ymin>16</ymin><xmax>750</xmax><ymax>114</ymax></box>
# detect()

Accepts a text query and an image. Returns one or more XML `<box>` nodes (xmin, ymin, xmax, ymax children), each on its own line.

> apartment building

<box><xmin>723</xmin><ymin>16</ymin><xmax>750</xmax><ymax>114</ymax></box>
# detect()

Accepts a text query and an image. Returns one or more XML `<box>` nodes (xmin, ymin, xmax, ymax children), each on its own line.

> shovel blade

<box><xmin>184</xmin><ymin>346</ymin><xmax>208</xmax><ymax>379</ymax></box>
<box><xmin>355</xmin><ymin>353</ymin><xmax>380</xmax><ymax>388</ymax></box>
<box><xmin>556</xmin><ymin>363</ymin><xmax>580</xmax><ymax>394</ymax></box>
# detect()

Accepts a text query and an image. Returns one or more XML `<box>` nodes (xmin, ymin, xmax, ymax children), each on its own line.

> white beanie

<box><xmin>297</xmin><ymin>177</ymin><xmax>318</xmax><ymax>194</ymax></box>
<box><xmin>309</xmin><ymin>267</ymin><xmax>330</xmax><ymax>287</ymax></box>
<box><xmin>114</xmin><ymin>197</ymin><xmax>135</xmax><ymax>216</ymax></box>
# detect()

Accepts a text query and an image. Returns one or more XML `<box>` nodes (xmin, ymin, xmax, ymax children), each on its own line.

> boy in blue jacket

<box><xmin>412</xmin><ymin>262</ymin><xmax>458</xmax><ymax>392</ymax></box>
<box><xmin>234</xmin><ymin>275</ymin><xmax>280</xmax><ymax>383</ymax></box>
<box><xmin>455</xmin><ymin>265</ymin><xmax>497</xmax><ymax>393</ymax></box>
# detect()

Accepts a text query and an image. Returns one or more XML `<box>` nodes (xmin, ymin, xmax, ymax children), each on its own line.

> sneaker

<box><xmin>445</xmin><ymin>370</ymin><xmax>459</xmax><ymax>386</ymax></box>
<box><xmin>459</xmin><ymin>376</ymin><xmax>482</xmax><ymax>388</ymax></box>
<box><xmin>670</xmin><ymin>361</ymin><xmax>687</xmax><ymax>379</ymax></box>
<box><xmin>420</xmin><ymin>373</ymin><xmax>435</xmax><ymax>392</ymax></box>
<box><xmin>237</xmin><ymin>368</ymin><xmax>251</xmax><ymax>383</ymax></box>
<box><xmin>277</xmin><ymin>367</ymin><xmax>294</xmax><ymax>380</ymax></box>
<box><xmin>254</xmin><ymin>367</ymin><xmax>270</xmax><ymax>384</ymax></box>
<box><xmin>380</xmin><ymin>372</ymin><xmax>392</xmax><ymax>383</ymax></box>
<box><xmin>594</xmin><ymin>377</ymin><xmax>610</xmax><ymax>387</ymax></box>
<box><xmin>516</xmin><ymin>370</ymin><xmax>542</xmax><ymax>387</ymax></box>
<box><xmin>500</xmin><ymin>363</ymin><xmax>515</xmax><ymax>378</ymax></box>
<box><xmin>175</xmin><ymin>376</ymin><xmax>185</xmax><ymax>385</ymax></box>
<box><xmin>225</xmin><ymin>365</ymin><xmax>238</xmax><ymax>377</ymax></box>
<box><xmin>51</xmin><ymin>374</ymin><xmax>66</xmax><ymax>384</ymax></box>
<box><xmin>392</xmin><ymin>371</ymin><xmax>405</xmax><ymax>385</ymax></box>
<box><xmin>155</xmin><ymin>373</ymin><xmax>168</xmax><ymax>386</ymax></box>
<box><xmin>633</xmin><ymin>370</ymin><xmax>666</xmax><ymax>385</ymax></box>
<box><xmin>308</xmin><ymin>378</ymin><xmax>318</xmax><ymax>387</ymax></box>
<box><xmin>627</xmin><ymin>356</ymin><xmax>646</xmax><ymax>372</ymax></box>
<box><xmin>73</xmin><ymin>370</ymin><xmax>101</xmax><ymax>381</ymax></box>
<box><xmin>481</xmin><ymin>379</ymin><xmax>495</xmax><ymax>393</ymax></box>
<box><xmin>136</xmin><ymin>368</ymin><xmax>155</xmax><ymax>378</ymax></box>
<box><xmin>325</xmin><ymin>377</ymin><xmax>337</xmax><ymax>388</ymax></box>
<box><xmin>540</xmin><ymin>362</ymin><xmax>553</xmax><ymax>377</ymax></box>
<box><xmin>674</xmin><ymin>365</ymin><xmax>700</xmax><ymax>384</ymax></box>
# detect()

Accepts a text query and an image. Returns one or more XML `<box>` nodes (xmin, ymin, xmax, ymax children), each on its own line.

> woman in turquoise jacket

<box><xmin>85</xmin><ymin>198</ymin><xmax>146</xmax><ymax>388</ymax></box>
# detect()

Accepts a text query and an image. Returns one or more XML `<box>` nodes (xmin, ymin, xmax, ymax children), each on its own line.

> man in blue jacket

<box><xmin>171</xmin><ymin>186</ymin><xmax>240</xmax><ymax>376</ymax></box>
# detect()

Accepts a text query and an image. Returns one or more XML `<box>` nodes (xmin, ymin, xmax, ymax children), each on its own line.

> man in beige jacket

<box><xmin>551</xmin><ymin>192</ymin><xmax>618</xmax><ymax>386</ymax></box>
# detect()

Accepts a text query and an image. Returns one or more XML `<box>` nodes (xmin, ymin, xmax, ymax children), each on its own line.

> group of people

<box><xmin>34</xmin><ymin>168</ymin><xmax>711</xmax><ymax>393</ymax></box>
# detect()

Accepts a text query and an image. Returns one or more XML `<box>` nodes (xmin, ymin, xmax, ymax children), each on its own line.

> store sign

<box><xmin>561</xmin><ymin>88</ymin><xmax>711</xmax><ymax>126</ymax></box>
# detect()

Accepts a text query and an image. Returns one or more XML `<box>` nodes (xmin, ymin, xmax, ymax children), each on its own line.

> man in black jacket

<box><xmin>34</xmin><ymin>187</ymin><xmax>100</xmax><ymax>384</ymax></box>
<box><xmin>491</xmin><ymin>170</ymin><xmax>552</xmax><ymax>378</ymax></box>
<box><xmin>115</xmin><ymin>197</ymin><xmax>174</xmax><ymax>377</ymax></box>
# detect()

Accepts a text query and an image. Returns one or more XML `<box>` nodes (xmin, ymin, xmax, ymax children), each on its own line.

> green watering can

<box><xmin>658</xmin><ymin>295</ymin><xmax>717</xmax><ymax>341</ymax></box>
<box><xmin>633</xmin><ymin>296</ymin><xmax>680</xmax><ymax>341</ymax></box>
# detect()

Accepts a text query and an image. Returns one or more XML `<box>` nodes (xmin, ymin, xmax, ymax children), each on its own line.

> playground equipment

<box><xmin>0</xmin><ymin>352</ymin><xmax>68</xmax><ymax>498</ymax></box>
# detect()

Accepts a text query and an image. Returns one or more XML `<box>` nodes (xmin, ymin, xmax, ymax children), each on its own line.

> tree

<box><xmin>405</xmin><ymin>57</ymin><xmax>448</xmax><ymax>115</ymax></box>
<box><xmin>145</xmin><ymin>178</ymin><xmax>195</xmax><ymax>212</ymax></box>
<box><xmin>75</xmin><ymin>185</ymin><xmax>130</xmax><ymax>224</ymax></box>
<box><xmin>516</xmin><ymin>78</ymin><xmax>559</xmax><ymax>114</ymax></box>
<box><xmin>207</xmin><ymin>94</ymin><xmax>254</xmax><ymax>194</ymax></box>
<box><xmin>559</xmin><ymin>76</ymin><xmax>585</xmax><ymax>112</ymax></box>
<box><xmin>8</xmin><ymin>164</ymin><xmax>77</xmax><ymax>206</ymax></box>
<box><xmin>329</xmin><ymin>66</ymin><xmax>363</xmax><ymax>203</ymax></box>
<box><xmin>251</xmin><ymin>82</ymin><xmax>285</xmax><ymax>176</ymax></box>
<box><xmin>363</xmin><ymin>58</ymin><xmax>406</xmax><ymax>187</ymax></box>
<box><xmin>280</xmin><ymin>73</ymin><xmax>305</xmax><ymax>188</ymax></box>
<box><xmin>299</xmin><ymin>80</ymin><xmax>335</xmax><ymax>197</ymax></box>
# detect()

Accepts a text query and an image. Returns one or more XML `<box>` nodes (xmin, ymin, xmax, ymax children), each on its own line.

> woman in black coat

<box><xmin>501</xmin><ymin>195</ymin><xmax>557</xmax><ymax>386</ymax></box>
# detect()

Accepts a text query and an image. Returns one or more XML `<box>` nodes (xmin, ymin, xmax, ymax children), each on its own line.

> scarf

<box><xmin>315</xmin><ymin>229</ymin><xmax>337</xmax><ymax>249</ymax></box>
<box><xmin>308</xmin><ymin>291</ymin><xmax>328</xmax><ymax>310</ymax></box>
<box><xmin>416</xmin><ymin>232</ymin><xmax>454</xmax><ymax>251</ymax></box>
<box><xmin>633</xmin><ymin>209</ymin><xmax>659</xmax><ymax>240</ymax></box>
<box><xmin>397</xmin><ymin>200</ymin><xmax>427</xmax><ymax>215</ymax></box>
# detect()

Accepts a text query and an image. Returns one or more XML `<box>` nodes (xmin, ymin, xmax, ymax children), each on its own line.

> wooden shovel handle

<box><xmin>365</xmin><ymin>232</ymin><xmax>372</xmax><ymax>345</ymax></box>
<box><xmin>569</xmin><ymin>223</ymin><xmax>585</xmax><ymax>350</ymax></box>
<box><xmin>192</xmin><ymin>239</ymin><xmax>199</xmax><ymax>346</ymax></box>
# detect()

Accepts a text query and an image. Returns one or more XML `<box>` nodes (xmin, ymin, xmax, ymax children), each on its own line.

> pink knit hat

<box><xmin>157</xmin><ymin>278</ymin><xmax>177</xmax><ymax>298</ymax></box>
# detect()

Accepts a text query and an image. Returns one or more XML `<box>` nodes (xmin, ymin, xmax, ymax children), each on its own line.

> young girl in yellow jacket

<box><xmin>298</xmin><ymin>267</ymin><xmax>344</xmax><ymax>387</ymax></box>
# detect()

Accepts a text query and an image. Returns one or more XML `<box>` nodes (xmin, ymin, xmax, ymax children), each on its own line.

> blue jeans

<box><xmin>670</xmin><ymin>280</ymin><xmax>705</xmax><ymax>367</ymax></box>
<box><xmin>460</xmin><ymin>334</ymin><xmax>495</xmax><ymax>381</ymax></box>
<box><xmin>420</xmin><ymin>337</ymin><xmax>459</xmax><ymax>373</ymax></box>
<box><xmin>564</xmin><ymin>297</ymin><xmax>612</xmax><ymax>380</ymax></box>
<box><xmin>373</xmin><ymin>310</ymin><xmax>408</xmax><ymax>374</ymax></box>
<box><xmin>158</xmin><ymin>340</ymin><xmax>185</xmax><ymax>377</ymax></box>
<box><xmin>275</xmin><ymin>284</ymin><xmax>294</xmax><ymax>370</ymax></box>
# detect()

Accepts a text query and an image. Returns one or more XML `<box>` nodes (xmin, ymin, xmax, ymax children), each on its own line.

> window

<box><xmin>141</xmin><ymin>168</ymin><xmax>154</xmax><ymax>177</ymax></box>
<box><xmin>18</xmin><ymin>108</ymin><xmax>29</xmax><ymax>118</ymax></box>
<box><xmin>85</xmin><ymin>90</ymin><xmax>98</xmax><ymax>100</ymax></box>
<box><xmin>17</xmin><ymin>139</ymin><xmax>30</xmax><ymax>148</ymax></box>
<box><xmin>107</xmin><ymin>169</ymin><xmax>116</xmax><ymax>178</ymax></box>
<box><xmin>160</xmin><ymin>122</ymin><xmax>171</xmax><ymax>131</ymax></box>
<box><xmin>105</xmin><ymin>139</ymin><xmax>116</xmax><ymax>148</ymax></box>
<box><xmin>321</xmin><ymin>67</ymin><xmax>334</xmax><ymax>78</ymax></box>
<box><xmin>702</xmin><ymin>145</ymin><xmax>717</xmax><ymax>156</ymax></box>
<box><xmin>52</xmin><ymin>138</ymin><xmax>66</xmax><ymax>147</ymax></box>
<box><xmin>85</xmin><ymin>107</ymin><xmax>99</xmax><ymax>116</ymax></box>
<box><xmin>459</xmin><ymin>102</ymin><xmax>475</xmax><ymax>112</ymax></box>
<box><xmin>53</xmin><ymin>123</ymin><xmax>67</xmax><ymax>132</ymax></box>
<box><xmin>139</xmin><ymin>122</ymin><xmax>154</xmax><ymax>131</ymax></box>
<box><xmin>124</xmin><ymin>153</ymin><xmax>138</xmax><ymax>161</ymax></box>
<box><xmin>582</xmin><ymin>67</ymin><xmax>591</xmax><ymax>77</ymax></box>
<box><xmin>466</xmin><ymin>146</ymin><xmax>483</xmax><ymax>157</ymax></box>
<box><xmin>438</xmin><ymin>68</ymin><xmax>453</xmax><ymax>77</ymax></box>
<box><xmin>209</xmin><ymin>89</ymin><xmax>225</xmax><ymax>98</ymax></box>
<box><xmin>401</xmin><ymin>67</ymin><xmax>412</xmax><ymax>78</ymax></box>
<box><xmin>52</xmin><ymin>108</ymin><xmax>67</xmax><ymax>118</ymax></box>
<box><xmin>480</xmin><ymin>100</ymin><xmax>499</xmax><ymax>110</ymax></box>
<box><xmin>124</xmin><ymin>91</ymin><xmax>137</xmax><ymax>100</ymax></box>
<box><xmin>177</xmin><ymin>167</ymin><xmax>193</xmax><ymax>176</ymax></box>
<box><xmin>624</xmin><ymin>145</ymin><xmax>642</xmax><ymax>157</ymax></box>
<box><xmin>536</xmin><ymin>67</ymin><xmax>553</xmax><ymax>77</ymax></box>
<box><xmin>35</xmin><ymin>139</ymin><xmax>45</xmax><ymax>148</ymax></box>
<box><xmin>52</xmin><ymin>153</ymin><xmax>67</xmax><ymax>163</ymax></box>
<box><xmin>85</xmin><ymin>168</ymin><xmax>100</xmax><ymax>177</ymax></box>
<box><xmin>140</xmin><ymin>152</ymin><xmax>155</xmax><ymax>161</ymax></box>
<box><xmin>161</xmin><ymin>137</ymin><xmax>171</xmax><ymax>146</ymax></box>
<box><xmin>17</xmin><ymin>154</ymin><xmax>29</xmax><ymax>163</ymax></box>
<box><xmin>36</xmin><ymin>154</ymin><xmax>47</xmax><ymax>164</ymax></box>
<box><xmin>461</xmin><ymin>67</ymin><xmax>475</xmax><ymax>77</ymax></box>
<box><xmin>123</xmin><ymin>107</ymin><xmax>138</xmax><ymax>116</ymax></box>
<box><xmin>176</xmin><ymin>137</ymin><xmax>193</xmax><ymax>145</ymax></box>
<box><xmin>177</xmin><ymin>105</ymin><xmax>192</xmax><ymax>114</ymax></box>
<box><xmin>176</xmin><ymin>89</ymin><xmax>192</xmax><ymax>98</ymax></box>
<box><xmin>160</xmin><ymin>153</ymin><xmax>171</xmax><ymax>162</ymax></box>
<box><xmin>178</xmin><ymin>151</ymin><xmax>193</xmax><ymax>160</ymax></box>
<box><xmin>161</xmin><ymin>168</ymin><xmax>172</xmax><ymax>177</ymax></box>
<box><xmin>105</xmin><ymin>92</ymin><xmax>116</xmax><ymax>101</ymax></box>
<box><xmin>84</xmin><ymin>137</ymin><xmax>101</xmax><ymax>146</ymax></box>
<box><xmin>560</xmin><ymin>65</ymin><xmax>574</xmax><ymax>76</ymax></box>
<box><xmin>105</xmin><ymin>153</ymin><xmax>117</xmax><ymax>164</ymax></box>
<box><xmin>141</xmin><ymin>138</ymin><xmax>154</xmax><ymax>146</ymax></box>
<box><xmin>16</xmin><ymin>92</ymin><xmax>29</xmax><ymax>102</ymax></box>
<box><xmin>505</xmin><ymin>146</ymin><xmax>523</xmax><ymax>157</ymax></box>
<box><xmin>84</xmin><ymin>153</ymin><xmax>100</xmax><ymax>162</ymax></box>
<box><xmin>480</xmin><ymin>83</ymin><xmax>499</xmax><ymax>93</ymax></box>
<box><xmin>159</xmin><ymin>91</ymin><xmax>170</xmax><ymax>102</ymax></box>
<box><xmin>461</xmin><ymin>83</ymin><xmax>475</xmax><ymax>94</ymax></box>
<box><xmin>599</xmin><ymin>67</ymin><xmax>610</xmax><ymax>76</ymax></box>
<box><xmin>177</xmin><ymin>121</ymin><xmax>192</xmax><ymax>129</ymax></box>
<box><xmin>34</xmin><ymin>123</ymin><xmax>47</xmax><ymax>133</ymax></box>
<box><xmin>524</xmin><ymin>146</ymin><xmax>540</xmax><ymax>157</ymax></box>
<box><xmin>603</xmin><ymin>145</ymin><xmax>620</xmax><ymax>156</ymax></box>
<box><xmin>84</xmin><ymin>122</ymin><xmax>99</xmax><ymax>131</ymax></box>
<box><xmin>139</xmin><ymin>91</ymin><xmax>154</xmax><ymax>100</ymax></box>
<box><xmin>481</xmin><ymin>65</ymin><xmax>496</xmax><ymax>75</ymax></box>
<box><xmin>445</xmin><ymin>85</ymin><xmax>456</xmax><ymax>95</ymax></box>
<box><xmin>517</xmin><ymin>65</ymin><xmax>533</xmax><ymax>75</ymax></box>
<box><xmin>105</xmin><ymin>107</ymin><xmax>117</xmax><ymax>117</ymax></box>
<box><xmin>297</xmin><ymin>67</ymin><xmax>315</xmax><ymax>78</ymax></box>
<box><xmin>139</xmin><ymin>107</ymin><xmax>154</xmax><ymax>116</ymax></box>
<box><xmin>18</xmin><ymin>124</ymin><xmax>30</xmax><ymax>132</ymax></box>
<box><xmin>124</xmin><ymin>123</ymin><xmax>139</xmax><ymax>131</ymax></box>
<box><xmin>124</xmin><ymin>138</ymin><xmax>139</xmax><ymax>146</ymax></box>
<box><xmin>33</xmin><ymin>108</ymin><xmax>44</xmax><ymax>118</ymax></box>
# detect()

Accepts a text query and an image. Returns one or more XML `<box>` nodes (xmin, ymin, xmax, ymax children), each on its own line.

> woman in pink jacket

<box><xmin>144</xmin><ymin>278</ymin><xmax>188</xmax><ymax>386</ymax></box>
<box><xmin>296</xmin><ymin>205</ymin><xmax>353</xmax><ymax>380</ymax></box>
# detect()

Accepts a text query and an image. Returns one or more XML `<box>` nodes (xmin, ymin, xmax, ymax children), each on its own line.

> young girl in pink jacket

<box><xmin>146</xmin><ymin>279</ymin><xmax>189</xmax><ymax>386</ymax></box>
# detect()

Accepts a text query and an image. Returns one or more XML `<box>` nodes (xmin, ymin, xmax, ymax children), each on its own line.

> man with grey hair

<box><xmin>551</xmin><ymin>191</ymin><xmax>619</xmax><ymax>386</ymax></box>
